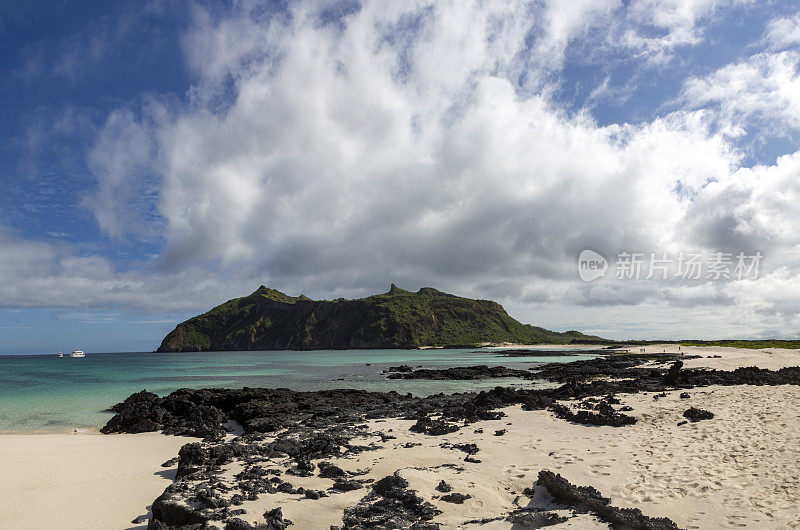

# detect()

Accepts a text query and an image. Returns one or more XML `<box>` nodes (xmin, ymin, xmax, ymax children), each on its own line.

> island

<box><xmin>157</xmin><ymin>284</ymin><xmax>601</xmax><ymax>352</ymax></box>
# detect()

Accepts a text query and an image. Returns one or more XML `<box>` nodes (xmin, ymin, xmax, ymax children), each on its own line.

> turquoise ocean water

<box><xmin>0</xmin><ymin>347</ymin><xmax>597</xmax><ymax>432</ymax></box>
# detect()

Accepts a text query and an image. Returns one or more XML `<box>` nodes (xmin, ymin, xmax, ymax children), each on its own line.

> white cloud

<box><xmin>680</xmin><ymin>50</ymin><xmax>800</xmax><ymax>133</ymax></box>
<box><xmin>763</xmin><ymin>11</ymin><xmax>800</xmax><ymax>50</ymax></box>
<box><xmin>86</xmin><ymin>104</ymin><xmax>165</xmax><ymax>239</ymax></box>
<box><xmin>5</xmin><ymin>0</ymin><xmax>800</xmax><ymax>338</ymax></box>
<box><xmin>0</xmin><ymin>226</ymin><xmax>259</xmax><ymax>312</ymax></box>
<box><xmin>609</xmin><ymin>0</ymin><xmax>749</xmax><ymax>63</ymax></box>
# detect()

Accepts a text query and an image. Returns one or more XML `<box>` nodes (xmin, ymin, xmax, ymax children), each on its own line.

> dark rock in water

<box><xmin>386</xmin><ymin>365</ymin><xmax>413</xmax><ymax>373</ymax></box>
<box><xmin>131</xmin><ymin>514</ymin><xmax>148</xmax><ymax>524</ymax></box>
<box><xmin>677</xmin><ymin>420</ymin><xmax>688</xmax><ymax>426</ymax></box>
<box><xmin>101</xmin><ymin>390</ymin><xmax>162</xmax><ymax>434</ymax></box>
<box><xmin>103</xmin><ymin>360</ymin><xmax>800</xmax><ymax>440</ymax></box>
<box><xmin>332</xmin><ymin>479</ymin><xmax>363</xmax><ymax>491</ymax></box>
<box><xmin>536</xmin><ymin>470</ymin><xmax>680</xmax><ymax>530</ymax></box>
<box><xmin>683</xmin><ymin>407</ymin><xmax>714</xmax><ymax>422</ymax></box>
<box><xmin>103</xmin><ymin>387</ymin><xmax>418</xmax><ymax>438</ymax></box>
<box><xmin>101</xmin><ymin>388</ymin><xmax>227</xmax><ymax>437</ymax></box>
<box><xmin>409</xmin><ymin>416</ymin><xmax>460</xmax><ymax>436</ymax></box>
<box><xmin>653</xmin><ymin>392</ymin><xmax>667</xmax><ymax>400</ymax></box>
<box><xmin>339</xmin><ymin>472</ymin><xmax>441</xmax><ymax>529</ymax></box>
<box><xmin>463</xmin><ymin>456</ymin><xmax>481</xmax><ymax>463</ymax></box>
<box><xmin>435</xmin><ymin>480</ymin><xmax>452</xmax><ymax>493</ymax></box>
<box><xmin>264</xmin><ymin>507</ymin><xmax>292</xmax><ymax>529</ymax></box>
<box><xmin>494</xmin><ymin>429</ymin><xmax>507</xmax><ymax>436</ymax></box>
<box><xmin>679</xmin><ymin>392</ymin><xmax>690</xmax><ymax>399</ymax></box>
<box><xmin>440</xmin><ymin>492</ymin><xmax>471</xmax><ymax>504</ymax></box>
<box><xmin>388</xmin><ymin>365</ymin><xmax>536</xmax><ymax>381</ymax></box>
<box><xmin>495</xmin><ymin>349</ymin><xmax>586</xmax><ymax>357</ymax></box>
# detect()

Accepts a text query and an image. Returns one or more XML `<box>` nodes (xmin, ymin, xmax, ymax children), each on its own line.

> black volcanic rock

<box><xmin>387</xmin><ymin>365</ymin><xmax>536</xmax><ymax>380</ymax></box>
<box><xmin>263</xmin><ymin>508</ymin><xmax>291</xmax><ymax>529</ymax></box>
<box><xmin>126</xmin><ymin>356</ymin><xmax>800</xmax><ymax>529</ymax></box>
<box><xmin>664</xmin><ymin>360</ymin><xmax>683</xmax><ymax>386</ymax></box>
<box><xmin>332</xmin><ymin>479</ymin><xmax>363</xmax><ymax>492</ymax></box>
<box><xmin>156</xmin><ymin>285</ymin><xmax>600</xmax><ymax>352</ymax></box>
<box><xmin>548</xmin><ymin>402</ymin><xmax>637</xmax><ymax>427</ymax></box>
<box><xmin>435</xmin><ymin>480</ymin><xmax>452</xmax><ymax>493</ymax></box>
<box><xmin>337</xmin><ymin>472</ymin><xmax>441</xmax><ymax>529</ymax></box>
<box><xmin>683</xmin><ymin>407</ymin><xmax>714</xmax><ymax>422</ymax></box>
<box><xmin>102</xmin><ymin>361</ymin><xmax>800</xmax><ymax>439</ymax></box>
<box><xmin>536</xmin><ymin>470</ymin><xmax>680</xmax><ymax>529</ymax></box>
<box><xmin>440</xmin><ymin>492</ymin><xmax>471</xmax><ymax>504</ymax></box>
<box><xmin>318</xmin><ymin>461</ymin><xmax>347</xmax><ymax>479</ymax></box>
<box><xmin>409</xmin><ymin>416</ymin><xmax>460</xmax><ymax>436</ymax></box>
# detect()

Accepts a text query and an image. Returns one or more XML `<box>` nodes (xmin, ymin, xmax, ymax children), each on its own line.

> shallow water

<box><xmin>0</xmin><ymin>347</ymin><xmax>598</xmax><ymax>432</ymax></box>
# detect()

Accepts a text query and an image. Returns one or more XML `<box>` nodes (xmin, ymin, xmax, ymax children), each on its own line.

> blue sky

<box><xmin>2</xmin><ymin>0</ymin><xmax>800</xmax><ymax>354</ymax></box>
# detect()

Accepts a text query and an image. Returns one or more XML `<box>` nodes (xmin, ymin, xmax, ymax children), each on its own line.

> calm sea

<box><xmin>0</xmin><ymin>347</ymin><xmax>597</xmax><ymax>432</ymax></box>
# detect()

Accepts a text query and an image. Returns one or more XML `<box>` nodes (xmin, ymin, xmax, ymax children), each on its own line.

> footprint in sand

<box><xmin>725</xmin><ymin>515</ymin><xmax>748</xmax><ymax>527</ymax></box>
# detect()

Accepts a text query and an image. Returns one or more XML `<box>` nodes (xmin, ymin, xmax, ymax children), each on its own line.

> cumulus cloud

<box><xmin>0</xmin><ymin>227</ymin><xmax>257</xmax><ymax>312</ymax></box>
<box><xmin>5</xmin><ymin>0</ymin><xmax>800</xmax><ymax>338</ymax></box>
<box><xmin>763</xmin><ymin>11</ymin><xmax>800</xmax><ymax>50</ymax></box>
<box><xmin>680</xmin><ymin>50</ymin><xmax>800</xmax><ymax>133</ymax></box>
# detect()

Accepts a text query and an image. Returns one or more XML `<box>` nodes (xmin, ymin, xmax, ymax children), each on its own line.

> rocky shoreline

<box><xmin>102</xmin><ymin>352</ymin><xmax>800</xmax><ymax>529</ymax></box>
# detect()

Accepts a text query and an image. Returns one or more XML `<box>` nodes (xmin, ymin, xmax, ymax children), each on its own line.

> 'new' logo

<box><xmin>578</xmin><ymin>250</ymin><xmax>608</xmax><ymax>281</ymax></box>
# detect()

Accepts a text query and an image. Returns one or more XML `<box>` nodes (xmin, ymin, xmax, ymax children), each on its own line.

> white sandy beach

<box><xmin>217</xmin><ymin>383</ymin><xmax>800</xmax><ymax>529</ymax></box>
<box><xmin>0</xmin><ymin>432</ymin><xmax>191</xmax><ymax>530</ymax></box>
<box><xmin>1</xmin><ymin>345</ymin><xmax>798</xmax><ymax>529</ymax></box>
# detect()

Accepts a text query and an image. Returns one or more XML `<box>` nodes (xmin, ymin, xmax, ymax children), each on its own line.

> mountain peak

<box><xmin>158</xmin><ymin>285</ymin><xmax>600</xmax><ymax>351</ymax></box>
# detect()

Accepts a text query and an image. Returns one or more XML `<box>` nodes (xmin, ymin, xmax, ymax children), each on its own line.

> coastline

<box><xmin>0</xmin><ymin>344</ymin><xmax>798</xmax><ymax>528</ymax></box>
<box><xmin>0</xmin><ymin>428</ymin><xmax>101</xmax><ymax>435</ymax></box>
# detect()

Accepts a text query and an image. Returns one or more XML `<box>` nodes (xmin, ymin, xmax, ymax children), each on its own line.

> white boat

<box><xmin>70</xmin><ymin>349</ymin><xmax>85</xmax><ymax>358</ymax></box>
<box><xmin>57</xmin><ymin>350</ymin><xmax>64</xmax><ymax>358</ymax></box>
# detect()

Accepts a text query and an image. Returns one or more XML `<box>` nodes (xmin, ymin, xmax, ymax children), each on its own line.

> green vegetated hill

<box><xmin>157</xmin><ymin>284</ymin><xmax>602</xmax><ymax>352</ymax></box>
